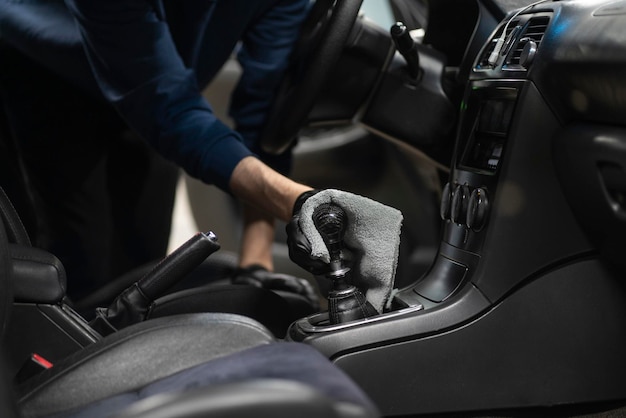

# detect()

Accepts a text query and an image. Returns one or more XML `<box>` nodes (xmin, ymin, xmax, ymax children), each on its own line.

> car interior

<box><xmin>2</xmin><ymin>0</ymin><xmax>626</xmax><ymax>416</ymax></box>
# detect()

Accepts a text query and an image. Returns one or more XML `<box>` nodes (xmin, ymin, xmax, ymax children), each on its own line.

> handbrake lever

<box><xmin>89</xmin><ymin>232</ymin><xmax>220</xmax><ymax>336</ymax></box>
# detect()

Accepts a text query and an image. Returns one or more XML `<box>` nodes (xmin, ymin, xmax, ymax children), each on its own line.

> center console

<box><xmin>287</xmin><ymin>3</ymin><xmax>626</xmax><ymax>415</ymax></box>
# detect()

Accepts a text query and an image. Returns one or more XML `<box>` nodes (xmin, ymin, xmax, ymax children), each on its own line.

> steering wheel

<box><xmin>260</xmin><ymin>0</ymin><xmax>364</xmax><ymax>155</ymax></box>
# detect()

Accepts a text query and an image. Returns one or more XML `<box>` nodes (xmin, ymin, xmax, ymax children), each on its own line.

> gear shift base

<box><xmin>328</xmin><ymin>284</ymin><xmax>378</xmax><ymax>324</ymax></box>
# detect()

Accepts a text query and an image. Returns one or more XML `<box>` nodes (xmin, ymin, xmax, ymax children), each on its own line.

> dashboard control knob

<box><xmin>450</xmin><ymin>184</ymin><xmax>470</xmax><ymax>225</ymax></box>
<box><xmin>466</xmin><ymin>188</ymin><xmax>490</xmax><ymax>231</ymax></box>
<box><xmin>440</xmin><ymin>182</ymin><xmax>452</xmax><ymax>220</ymax></box>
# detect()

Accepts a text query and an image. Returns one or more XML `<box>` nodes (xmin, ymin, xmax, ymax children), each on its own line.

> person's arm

<box><xmin>230</xmin><ymin>0</ymin><xmax>309</xmax><ymax>154</ymax></box>
<box><xmin>230</xmin><ymin>157</ymin><xmax>311</xmax><ymax>223</ymax></box>
<box><xmin>64</xmin><ymin>0</ymin><xmax>252</xmax><ymax>191</ymax></box>
<box><xmin>229</xmin><ymin>0</ymin><xmax>309</xmax><ymax>270</ymax></box>
<box><xmin>66</xmin><ymin>0</ymin><xmax>312</xmax><ymax>247</ymax></box>
<box><xmin>238</xmin><ymin>204</ymin><xmax>276</xmax><ymax>271</ymax></box>
<box><xmin>235</xmin><ymin>156</ymin><xmax>309</xmax><ymax>271</ymax></box>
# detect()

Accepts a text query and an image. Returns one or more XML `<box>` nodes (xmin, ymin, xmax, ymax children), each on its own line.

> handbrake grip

<box><xmin>89</xmin><ymin>232</ymin><xmax>220</xmax><ymax>336</ymax></box>
<box><xmin>137</xmin><ymin>232</ymin><xmax>220</xmax><ymax>300</ymax></box>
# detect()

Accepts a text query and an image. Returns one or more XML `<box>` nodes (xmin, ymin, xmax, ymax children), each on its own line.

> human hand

<box><xmin>285</xmin><ymin>190</ymin><xmax>334</xmax><ymax>276</ymax></box>
<box><xmin>286</xmin><ymin>189</ymin><xmax>403</xmax><ymax>313</ymax></box>
<box><xmin>232</xmin><ymin>264</ymin><xmax>320</xmax><ymax>311</ymax></box>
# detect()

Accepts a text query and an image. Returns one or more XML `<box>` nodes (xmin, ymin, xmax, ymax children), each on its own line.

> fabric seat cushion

<box><xmin>17</xmin><ymin>313</ymin><xmax>274</xmax><ymax>417</ymax></box>
<box><xmin>46</xmin><ymin>342</ymin><xmax>379</xmax><ymax>418</ymax></box>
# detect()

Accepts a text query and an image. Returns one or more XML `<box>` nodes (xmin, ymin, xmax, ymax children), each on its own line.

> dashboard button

<box><xmin>451</xmin><ymin>184</ymin><xmax>470</xmax><ymax>225</ymax></box>
<box><xmin>440</xmin><ymin>182</ymin><xmax>452</xmax><ymax>220</ymax></box>
<box><xmin>467</xmin><ymin>187</ymin><xmax>490</xmax><ymax>231</ymax></box>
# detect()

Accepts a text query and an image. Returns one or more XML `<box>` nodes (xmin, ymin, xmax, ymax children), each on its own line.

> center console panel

<box><xmin>288</xmin><ymin>3</ymin><xmax>626</xmax><ymax>414</ymax></box>
<box><xmin>289</xmin><ymin>78</ymin><xmax>626</xmax><ymax>416</ymax></box>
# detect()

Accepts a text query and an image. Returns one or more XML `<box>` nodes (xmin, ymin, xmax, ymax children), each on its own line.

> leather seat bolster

<box><xmin>17</xmin><ymin>313</ymin><xmax>275</xmax><ymax>417</ymax></box>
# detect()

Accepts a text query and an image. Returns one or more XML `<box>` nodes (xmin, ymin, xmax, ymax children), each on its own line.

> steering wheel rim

<box><xmin>260</xmin><ymin>0</ymin><xmax>364</xmax><ymax>155</ymax></box>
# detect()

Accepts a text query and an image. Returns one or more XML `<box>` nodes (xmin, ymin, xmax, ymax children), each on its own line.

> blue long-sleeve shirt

<box><xmin>0</xmin><ymin>0</ymin><xmax>308</xmax><ymax>190</ymax></box>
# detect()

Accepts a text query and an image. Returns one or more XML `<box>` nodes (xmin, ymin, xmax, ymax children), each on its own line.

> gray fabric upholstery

<box><xmin>113</xmin><ymin>379</ymin><xmax>373</xmax><ymax>418</ymax></box>
<box><xmin>17</xmin><ymin>313</ymin><xmax>274</xmax><ymax>417</ymax></box>
<box><xmin>48</xmin><ymin>343</ymin><xmax>379</xmax><ymax>418</ymax></box>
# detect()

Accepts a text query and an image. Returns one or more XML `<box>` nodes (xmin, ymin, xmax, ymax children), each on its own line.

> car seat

<box><xmin>0</xmin><ymin>171</ymin><xmax>314</xmax><ymax>336</ymax></box>
<box><xmin>0</xmin><ymin>81</ymin><xmax>317</xmax><ymax>334</ymax></box>
<box><xmin>0</xmin><ymin>10</ymin><xmax>319</xmax><ymax>337</ymax></box>
<box><xmin>0</xmin><ymin>201</ymin><xmax>379</xmax><ymax>418</ymax></box>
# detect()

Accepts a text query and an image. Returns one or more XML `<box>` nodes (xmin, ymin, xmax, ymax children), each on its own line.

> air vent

<box><xmin>475</xmin><ymin>20</ymin><xmax>519</xmax><ymax>70</ymax></box>
<box><xmin>504</xmin><ymin>15</ymin><xmax>550</xmax><ymax>69</ymax></box>
<box><xmin>474</xmin><ymin>12</ymin><xmax>552</xmax><ymax>72</ymax></box>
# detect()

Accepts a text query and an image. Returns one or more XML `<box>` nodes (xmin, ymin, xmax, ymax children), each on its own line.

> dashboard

<box><xmin>290</xmin><ymin>1</ymin><xmax>626</xmax><ymax>415</ymax></box>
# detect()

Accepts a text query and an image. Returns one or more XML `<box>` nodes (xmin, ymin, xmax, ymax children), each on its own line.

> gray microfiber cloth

<box><xmin>299</xmin><ymin>189</ymin><xmax>403</xmax><ymax>313</ymax></box>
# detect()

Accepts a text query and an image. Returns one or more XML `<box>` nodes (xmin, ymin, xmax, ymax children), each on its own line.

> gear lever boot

<box><xmin>327</xmin><ymin>285</ymin><xmax>378</xmax><ymax>324</ymax></box>
<box><xmin>313</xmin><ymin>203</ymin><xmax>377</xmax><ymax>324</ymax></box>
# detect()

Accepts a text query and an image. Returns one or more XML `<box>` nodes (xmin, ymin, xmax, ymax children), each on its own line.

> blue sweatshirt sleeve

<box><xmin>63</xmin><ymin>0</ymin><xmax>253</xmax><ymax>191</ymax></box>
<box><xmin>230</xmin><ymin>0</ymin><xmax>309</xmax><ymax>176</ymax></box>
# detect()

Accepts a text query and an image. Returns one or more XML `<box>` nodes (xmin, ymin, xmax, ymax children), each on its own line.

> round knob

<box><xmin>312</xmin><ymin>203</ymin><xmax>347</xmax><ymax>263</ymax></box>
<box><xmin>440</xmin><ymin>182</ymin><xmax>452</xmax><ymax>220</ymax></box>
<box><xmin>450</xmin><ymin>184</ymin><xmax>471</xmax><ymax>225</ymax></box>
<box><xmin>466</xmin><ymin>188</ymin><xmax>490</xmax><ymax>231</ymax></box>
<box><xmin>520</xmin><ymin>39</ymin><xmax>537</xmax><ymax>68</ymax></box>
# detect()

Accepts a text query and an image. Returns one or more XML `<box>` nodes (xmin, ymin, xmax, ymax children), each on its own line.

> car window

<box><xmin>360</xmin><ymin>0</ymin><xmax>396</xmax><ymax>29</ymax></box>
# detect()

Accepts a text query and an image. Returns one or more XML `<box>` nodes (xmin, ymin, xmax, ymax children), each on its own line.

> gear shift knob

<box><xmin>312</xmin><ymin>203</ymin><xmax>349</xmax><ymax>275</ymax></box>
<box><xmin>312</xmin><ymin>203</ymin><xmax>377</xmax><ymax>324</ymax></box>
<box><xmin>312</xmin><ymin>203</ymin><xmax>346</xmax><ymax>257</ymax></box>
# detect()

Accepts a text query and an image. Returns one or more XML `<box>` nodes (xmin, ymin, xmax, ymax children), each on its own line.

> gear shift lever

<box><xmin>312</xmin><ymin>203</ymin><xmax>350</xmax><ymax>280</ymax></box>
<box><xmin>313</xmin><ymin>203</ymin><xmax>377</xmax><ymax>324</ymax></box>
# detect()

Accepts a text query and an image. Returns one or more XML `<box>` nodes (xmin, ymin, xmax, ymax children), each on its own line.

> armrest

<box><xmin>9</xmin><ymin>244</ymin><xmax>66</xmax><ymax>304</ymax></box>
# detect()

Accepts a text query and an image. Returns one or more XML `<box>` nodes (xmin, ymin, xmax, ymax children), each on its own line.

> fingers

<box><xmin>231</xmin><ymin>265</ymin><xmax>320</xmax><ymax>310</ymax></box>
<box><xmin>286</xmin><ymin>216</ymin><xmax>329</xmax><ymax>275</ymax></box>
